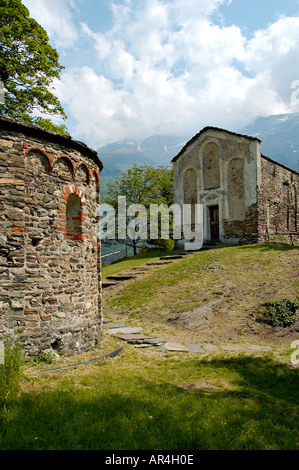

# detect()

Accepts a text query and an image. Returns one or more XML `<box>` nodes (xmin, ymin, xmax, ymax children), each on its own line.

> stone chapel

<box><xmin>172</xmin><ymin>126</ymin><xmax>299</xmax><ymax>246</ymax></box>
<box><xmin>0</xmin><ymin>116</ymin><xmax>103</xmax><ymax>356</ymax></box>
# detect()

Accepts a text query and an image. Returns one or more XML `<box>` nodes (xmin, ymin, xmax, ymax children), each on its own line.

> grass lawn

<box><xmin>0</xmin><ymin>243</ymin><xmax>298</xmax><ymax>450</ymax></box>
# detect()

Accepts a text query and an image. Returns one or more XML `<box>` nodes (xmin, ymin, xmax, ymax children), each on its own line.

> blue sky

<box><xmin>23</xmin><ymin>0</ymin><xmax>299</xmax><ymax>149</ymax></box>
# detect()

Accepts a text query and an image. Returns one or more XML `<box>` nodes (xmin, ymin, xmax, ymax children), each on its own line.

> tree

<box><xmin>0</xmin><ymin>0</ymin><xmax>69</xmax><ymax>135</ymax></box>
<box><xmin>103</xmin><ymin>164</ymin><xmax>174</xmax><ymax>255</ymax></box>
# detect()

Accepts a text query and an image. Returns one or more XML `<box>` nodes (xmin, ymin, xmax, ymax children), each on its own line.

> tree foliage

<box><xmin>0</xmin><ymin>0</ymin><xmax>69</xmax><ymax>134</ymax></box>
<box><xmin>103</xmin><ymin>164</ymin><xmax>174</xmax><ymax>254</ymax></box>
<box><xmin>104</xmin><ymin>164</ymin><xmax>174</xmax><ymax>208</ymax></box>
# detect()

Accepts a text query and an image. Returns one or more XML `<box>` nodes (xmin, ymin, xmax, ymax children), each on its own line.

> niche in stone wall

<box><xmin>26</xmin><ymin>149</ymin><xmax>50</xmax><ymax>175</ymax></box>
<box><xmin>25</xmin><ymin>150</ymin><xmax>51</xmax><ymax>202</ymax></box>
<box><xmin>76</xmin><ymin>163</ymin><xmax>90</xmax><ymax>185</ymax></box>
<box><xmin>203</xmin><ymin>142</ymin><xmax>220</xmax><ymax>190</ymax></box>
<box><xmin>66</xmin><ymin>193</ymin><xmax>83</xmax><ymax>241</ymax></box>
<box><xmin>184</xmin><ymin>168</ymin><xmax>197</xmax><ymax>225</ymax></box>
<box><xmin>228</xmin><ymin>158</ymin><xmax>245</xmax><ymax>221</ymax></box>
<box><xmin>25</xmin><ymin>150</ymin><xmax>53</xmax><ymax>248</ymax></box>
<box><xmin>53</xmin><ymin>157</ymin><xmax>74</xmax><ymax>180</ymax></box>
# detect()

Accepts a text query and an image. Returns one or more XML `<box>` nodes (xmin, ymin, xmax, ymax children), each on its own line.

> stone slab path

<box><xmin>102</xmin><ymin>254</ymin><xmax>187</xmax><ymax>289</ymax></box>
<box><xmin>103</xmin><ymin>321</ymin><xmax>272</xmax><ymax>355</ymax></box>
<box><xmin>102</xmin><ymin>253</ymin><xmax>272</xmax><ymax>355</ymax></box>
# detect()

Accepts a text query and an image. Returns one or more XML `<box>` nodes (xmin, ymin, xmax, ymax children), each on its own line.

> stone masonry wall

<box><xmin>173</xmin><ymin>128</ymin><xmax>260</xmax><ymax>244</ymax></box>
<box><xmin>0</xmin><ymin>118</ymin><xmax>103</xmax><ymax>356</ymax></box>
<box><xmin>258</xmin><ymin>156</ymin><xmax>299</xmax><ymax>244</ymax></box>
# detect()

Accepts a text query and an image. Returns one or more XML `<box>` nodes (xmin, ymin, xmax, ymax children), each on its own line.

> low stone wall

<box><xmin>222</xmin><ymin>203</ymin><xmax>259</xmax><ymax>244</ymax></box>
<box><xmin>0</xmin><ymin>117</ymin><xmax>103</xmax><ymax>356</ymax></box>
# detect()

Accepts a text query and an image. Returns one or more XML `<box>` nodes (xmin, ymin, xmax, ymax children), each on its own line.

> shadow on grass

<box><xmin>0</xmin><ymin>356</ymin><xmax>298</xmax><ymax>450</ymax></box>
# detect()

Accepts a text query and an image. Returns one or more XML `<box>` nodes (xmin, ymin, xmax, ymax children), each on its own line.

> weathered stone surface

<box><xmin>172</xmin><ymin>127</ymin><xmax>298</xmax><ymax>246</ymax></box>
<box><xmin>245</xmin><ymin>344</ymin><xmax>272</xmax><ymax>351</ymax></box>
<box><xmin>203</xmin><ymin>344</ymin><xmax>220</xmax><ymax>352</ymax></box>
<box><xmin>106</xmin><ymin>327</ymin><xmax>144</xmax><ymax>335</ymax></box>
<box><xmin>106</xmin><ymin>274</ymin><xmax>136</xmax><ymax>281</ymax></box>
<box><xmin>103</xmin><ymin>323</ymin><xmax>129</xmax><ymax>329</ymax></box>
<box><xmin>220</xmin><ymin>344</ymin><xmax>243</xmax><ymax>351</ymax></box>
<box><xmin>164</xmin><ymin>342</ymin><xmax>189</xmax><ymax>352</ymax></box>
<box><xmin>185</xmin><ymin>344</ymin><xmax>206</xmax><ymax>354</ymax></box>
<box><xmin>169</xmin><ymin>286</ymin><xmax>231</xmax><ymax>331</ymax></box>
<box><xmin>146</xmin><ymin>261</ymin><xmax>173</xmax><ymax>266</ymax></box>
<box><xmin>143</xmin><ymin>338</ymin><xmax>166</xmax><ymax>345</ymax></box>
<box><xmin>36</xmin><ymin>209</ymin><xmax>48</xmax><ymax>217</ymax></box>
<box><xmin>102</xmin><ymin>281</ymin><xmax>119</xmax><ymax>288</ymax></box>
<box><xmin>0</xmin><ymin>116</ymin><xmax>103</xmax><ymax>357</ymax></box>
<box><xmin>132</xmin><ymin>266</ymin><xmax>149</xmax><ymax>271</ymax></box>
<box><xmin>115</xmin><ymin>333</ymin><xmax>152</xmax><ymax>343</ymax></box>
<box><xmin>124</xmin><ymin>271</ymin><xmax>148</xmax><ymax>275</ymax></box>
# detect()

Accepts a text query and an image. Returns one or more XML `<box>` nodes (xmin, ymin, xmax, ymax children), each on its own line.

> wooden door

<box><xmin>209</xmin><ymin>205</ymin><xmax>219</xmax><ymax>240</ymax></box>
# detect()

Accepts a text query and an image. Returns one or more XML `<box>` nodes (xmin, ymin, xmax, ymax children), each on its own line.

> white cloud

<box><xmin>244</xmin><ymin>16</ymin><xmax>299</xmax><ymax>108</ymax></box>
<box><xmin>23</xmin><ymin>0</ymin><xmax>78</xmax><ymax>48</ymax></box>
<box><xmin>27</xmin><ymin>0</ymin><xmax>299</xmax><ymax>146</ymax></box>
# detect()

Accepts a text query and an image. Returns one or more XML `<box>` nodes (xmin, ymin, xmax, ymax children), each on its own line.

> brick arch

<box><xmin>24</xmin><ymin>147</ymin><xmax>55</xmax><ymax>172</ymax></box>
<box><xmin>59</xmin><ymin>185</ymin><xmax>86</xmax><ymax>241</ymax></box>
<box><xmin>89</xmin><ymin>168</ymin><xmax>100</xmax><ymax>183</ymax></box>
<box><xmin>24</xmin><ymin>146</ymin><xmax>98</xmax><ymax>184</ymax></box>
<box><xmin>76</xmin><ymin>162</ymin><xmax>90</xmax><ymax>184</ymax></box>
<box><xmin>89</xmin><ymin>169</ymin><xmax>100</xmax><ymax>197</ymax></box>
<box><xmin>53</xmin><ymin>155</ymin><xmax>76</xmax><ymax>178</ymax></box>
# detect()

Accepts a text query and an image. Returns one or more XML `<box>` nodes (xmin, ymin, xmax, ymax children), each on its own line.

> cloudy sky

<box><xmin>23</xmin><ymin>0</ymin><xmax>299</xmax><ymax>150</ymax></box>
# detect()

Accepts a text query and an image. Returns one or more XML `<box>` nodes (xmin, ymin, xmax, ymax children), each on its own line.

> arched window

<box><xmin>66</xmin><ymin>193</ymin><xmax>84</xmax><ymax>241</ymax></box>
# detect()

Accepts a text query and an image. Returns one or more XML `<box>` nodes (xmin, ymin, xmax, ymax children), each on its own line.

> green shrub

<box><xmin>257</xmin><ymin>299</ymin><xmax>299</xmax><ymax>327</ymax></box>
<box><xmin>34</xmin><ymin>349</ymin><xmax>54</xmax><ymax>364</ymax></box>
<box><xmin>0</xmin><ymin>343</ymin><xmax>24</xmax><ymax>405</ymax></box>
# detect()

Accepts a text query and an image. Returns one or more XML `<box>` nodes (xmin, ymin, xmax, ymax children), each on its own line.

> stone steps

<box><xmin>102</xmin><ymin>252</ymin><xmax>190</xmax><ymax>288</ymax></box>
<box><xmin>104</xmin><ymin>323</ymin><xmax>167</xmax><ymax>347</ymax></box>
<box><xmin>103</xmin><ymin>322</ymin><xmax>272</xmax><ymax>354</ymax></box>
<box><xmin>124</xmin><ymin>271</ymin><xmax>148</xmax><ymax>275</ymax></box>
<box><xmin>102</xmin><ymin>280</ymin><xmax>120</xmax><ymax>288</ymax></box>
<box><xmin>106</xmin><ymin>274</ymin><xmax>137</xmax><ymax>281</ymax></box>
<box><xmin>159</xmin><ymin>254</ymin><xmax>186</xmax><ymax>260</ymax></box>
<box><xmin>131</xmin><ymin>266</ymin><xmax>150</xmax><ymax>271</ymax></box>
<box><xmin>146</xmin><ymin>260</ymin><xmax>173</xmax><ymax>266</ymax></box>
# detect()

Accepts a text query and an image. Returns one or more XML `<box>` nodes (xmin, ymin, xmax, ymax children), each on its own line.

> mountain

<box><xmin>98</xmin><ymin>135</ymin><xmax>187</xmax><ymax>198</ymax></box>
<box><xmin>239</xmin><ymin>113</ymin><xmax>299</xmax><ymax>171</ymax></box>
<box><xmin>98</xmin><ymin>114</ymin><xmax>299</xmax><ymax>261</ymax></box>
<box><xmin>97</xmin><ymin>113</ymin><xmax>299</xmax><ymax>196</ymax></box>
<box><xmin>98</xmin><ymin>135</ymin><xmax>187</xmax><ymax>174</ymax></box>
